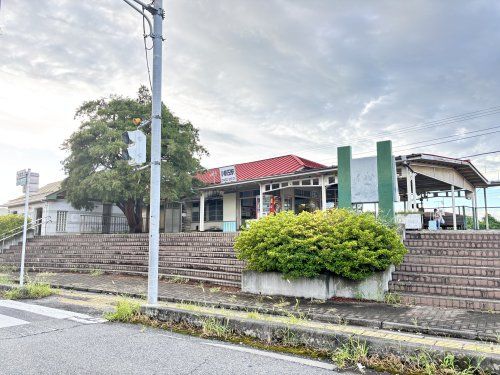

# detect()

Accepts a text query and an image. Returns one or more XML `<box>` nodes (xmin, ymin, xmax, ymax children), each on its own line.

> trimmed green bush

<box><xmin>234</xmin><ymin>209</ymin><xmax>406</xmax><ymax>281</ymax></box>
<box><xmin>0</xmin><ymin>214</ymin><xmax>26</xmax><ymax>238</ymax></box>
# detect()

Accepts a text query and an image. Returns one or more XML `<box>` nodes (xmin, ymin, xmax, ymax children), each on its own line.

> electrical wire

<box><xmin>460</xmin><ymin>150</ymin><xmax>500</xmax><ymax>159</ymax></box>
<box><xmin>142</xmin><ymin>6</ymin><xmax>153</xmax><ymax>93</ymax></box>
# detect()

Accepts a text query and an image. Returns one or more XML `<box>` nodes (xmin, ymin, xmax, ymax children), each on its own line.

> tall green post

<box><xmin>337</xmin><ymin>146</ymin><xmax>352</xmax><ymax>209</ymax></box>
<box><xmin>377</xmin><ymin>140</ymin><xmax>395</xmax><ymax>222</ymax></box>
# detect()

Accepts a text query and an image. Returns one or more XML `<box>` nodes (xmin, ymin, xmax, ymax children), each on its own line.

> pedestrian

<box><xmin>433</xmin><ymin>208</ymin><xmax>443</xmax><ymax>230</ymax></box>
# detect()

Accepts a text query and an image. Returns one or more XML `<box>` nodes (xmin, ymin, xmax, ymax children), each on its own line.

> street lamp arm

<box><xmin>121</xmin><ymin>0</ymin><xmax>153</xmax><ymax>35</ymax></box>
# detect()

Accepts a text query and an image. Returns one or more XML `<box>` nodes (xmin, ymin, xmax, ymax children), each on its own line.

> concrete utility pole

<box><xmin>148</xmin><ymin>0</ymin><xmax>164</xmax><ymax>305</ymax></box>
<box><xmin>122</xmin><ymin>0</ymin><xmax>164</xmax><ymax>304</ymax></box>
<box><xmin>19</xmin><ymin>169</ymin><xmax>31</xmax><ymax>287</ymax></box>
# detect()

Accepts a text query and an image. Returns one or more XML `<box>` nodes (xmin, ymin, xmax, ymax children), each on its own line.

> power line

<box><xmin>315</xmin><ymin>128</ymin><xmax>500</xmax><ymax>164</ymax></box>
<box><xmin>460</xmin><ymin>150</ymin><xmax>500</xmax><ymax>159</ymax></box>
<box><xmin>280</xmin><ymin>106</ymin><xmax>500</xmax><ymax>157</ymax></box>
<box><xmin>142</xmin><ymin>6</ymin><xmax>153</xmax><ymax>93</ymax></box>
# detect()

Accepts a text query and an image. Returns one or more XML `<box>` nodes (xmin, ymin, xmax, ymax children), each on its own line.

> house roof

<box><xmin>5</xmin><ymin>181</ymin><xmax>63</xmax><ymax>207</ymax></box>
<box><xmin>196</xmin><ymin>155</ymin><xmax>327</xmax><ymax>185</ymax></box>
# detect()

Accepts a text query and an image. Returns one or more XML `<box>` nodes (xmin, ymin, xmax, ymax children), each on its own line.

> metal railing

<box><xmin>0</xmin><ymin>216</ymin><xmax>51</xmax><ymax>251</ymax></box>
<box><xmin>79</xmin><ymin>214</ymin><xmax>129</xmax><ymax>234</ymax></box>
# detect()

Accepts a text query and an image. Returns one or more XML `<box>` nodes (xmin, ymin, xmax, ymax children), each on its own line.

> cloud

<box><xmin>1</xmin><ymin>0</ymin><xmax>500</xmax><ymax>203</ymax></box>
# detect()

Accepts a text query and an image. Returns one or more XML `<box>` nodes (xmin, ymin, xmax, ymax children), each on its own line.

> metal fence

<box><xmin>79</xmin><ymin>214</ymin><xmax>129</xmax><ymax>234</ymax></box>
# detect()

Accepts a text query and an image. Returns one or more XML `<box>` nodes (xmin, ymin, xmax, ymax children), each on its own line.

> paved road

<box><xmin>0</xmin><ymin>299</ymin><xmax>346</xmax><ymax>375</ymax></box>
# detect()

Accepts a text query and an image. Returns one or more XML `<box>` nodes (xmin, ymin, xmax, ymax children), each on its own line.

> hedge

<box><xmin>0</xmin><ymin>214</ymin><xmax>26</xmax><ymax>238</ymax></box>
<box><xmin>234</xmin><ymin>209</ymin><xmax>406</xmax><ymax>281</ymax></box>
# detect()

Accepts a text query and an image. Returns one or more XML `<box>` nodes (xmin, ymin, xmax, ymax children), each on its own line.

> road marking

<box><xmin>0</xmin><ymin>314</ymin><xmax>29</xmax><ymax>329</ymax></box>
<box><xmin>203</xmin><ymin>341</ymin><xmax>336</xmax><ymax>371</ymax></box>
<box><xmin>0</xmin><ymin>300</ymin><xmax>105</xmax><ymax>324</ymax></box>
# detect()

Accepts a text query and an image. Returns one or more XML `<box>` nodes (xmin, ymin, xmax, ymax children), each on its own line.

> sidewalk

<box><xmin>5</xmin><ymin>271</ymin><xmax>500</xmax><ymax>342</ymax></box>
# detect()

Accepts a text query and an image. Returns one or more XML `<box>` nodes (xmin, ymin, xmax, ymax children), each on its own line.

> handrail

<box><xmin>0</xmin><ymin>218</ymin><xmax>40</xmax><ymax>239</ymax></box>
<box><xmin>0</xmin><ymin>217</ymin><xmax>51</xmax><ymax>248</ymax></box>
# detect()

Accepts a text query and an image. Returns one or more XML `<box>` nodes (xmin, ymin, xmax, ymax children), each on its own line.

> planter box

<box><xmin>396</xmin><ymin>213</ymin><xmax>423</xmax><ymax>230</ymax></box>
<box><xmin>242</xmin><ymin>266</ymin><xmax>395</xmax><ymax>302</ymax></box>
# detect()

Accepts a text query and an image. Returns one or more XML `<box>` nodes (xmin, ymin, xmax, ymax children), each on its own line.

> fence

<box><xmin>79</xmin><ymin>214</ymin><xmax>129</xmax><ymax>234</ymax></box>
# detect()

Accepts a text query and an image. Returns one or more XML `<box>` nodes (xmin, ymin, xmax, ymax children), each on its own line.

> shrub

<box><xmin>234</xmin><ymin>209</ymin><xmax>406</xmax><ymax>280</ymax></box>
<box><xmin>0</xmin><ymin>214</ymin><xmax>27</xmax><ymax>238</ymax></box>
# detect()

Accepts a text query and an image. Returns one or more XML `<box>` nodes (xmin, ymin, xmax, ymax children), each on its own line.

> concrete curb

<box><xmin>141</xmin><ymin>304</ymin><xmax>500</xmax><ymax>373</ymax></box>
<box><xmin>38</xmin><ymin>282</ymin><xmax>498</xmax><ymax>343</ymax></box>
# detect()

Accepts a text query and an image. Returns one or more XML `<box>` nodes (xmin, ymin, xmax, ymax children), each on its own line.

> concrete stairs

<box><xmin>0</xmin><ymin>233</ymin><xmax>243</xmax><ymax>287</ymax></box>
<box><xmin>389</xmin><ymin>231</ymin><xmax>500</xmax><ymax>311</ymax></box>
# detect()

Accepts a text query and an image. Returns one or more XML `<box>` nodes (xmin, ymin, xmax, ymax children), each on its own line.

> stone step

<box><xmin>405</xmin><ymin>231</ymin><xmax>500</xmax><ymax>241</ymax></box>
<box><xmin>395</xmin><ymin>263</ymin><xmax>500</xmax><ymax>277</ymax></box>
<box><xmin>0</xmin><ymin>249</ymin><xmax>239</xmax><ymax>259</ymax></box>
<box><xmin>6</xmin><ymin>245</ymin><xmax>237</xmax><ymax>253</ymax></box>
<box><xmin>5</xmin><ymin>262</ymin><xmax>242</xmax><ymax>283</ymax></box>
<box><xmin>405</xmin><ymin>247</ymin><xmax>500</xmax><ymax>258</ymax></box>
<box><xmin>403</xmin><ymin>254</ymin><xmax>500</xmax><ymax>267</ymax></box>
<box><xmin>391</xmin><ymin>272</ymin><xmax>500</xmax><ymax>288</ymax></box>
<box><xmin>388</xmin><ymin>281</ymin><xmax>500</xmax><ymax>300</ymax></box>
<box><xmin>404</xmin><ymin>239</ymin><xmax>500</xmax><ymax>249</ymax></box>
<box><xmin>397</xmin><ymin>293</ymin><xmax>500</xmax><ymax>312</ymax></box>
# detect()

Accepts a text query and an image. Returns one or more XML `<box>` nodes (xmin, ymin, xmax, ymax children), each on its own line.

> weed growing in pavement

<box><xmin>200</xmin><ymin>317</ymin><xmax>231</xmax><ymax>339</ymax></box>
<box><xmin>3</xmin><ymin>282</ymin><xmax>55</xmax><ymax>300</ymax></box>
<box><xmin>209</xmin><ymin>287</ymin><xmax>221</xmax><ymax>293</ymax></box>
<box><xmin>332</xmin><ymin>337</ymin><xmax>489</xmax><ymax>375</ymax></box>
<box><xmin>104</xmin><ymin>299</ymin><xmax>141</xmax><ymax>322</ymax></box>
<box><xmin>198</xmin><ymin>282</ymin><xmax>205</xmax><ymax>292</ymax></box>
<box><xmin>0</xmin><ymin>265</ymin><xmax>16</xmax><ymax>273</ymax></box>
<box><xmin>89</xmin><ymin>269</ymin><xmax>104</xmax><ymax>277</ymax></box>
<box><xmin>168</xmin><ymin>276</ymin><xmax>188</xmax><ymax>284</ymax></box>
<box><xmin>384</xmin><ymin>292</ymin><xmax>402</xmax><ymax>306</ymax></box>
<box><xmin>0</xmin><ymin>274</ymin><xmax>12</xmax><ymax>285</ymax></box>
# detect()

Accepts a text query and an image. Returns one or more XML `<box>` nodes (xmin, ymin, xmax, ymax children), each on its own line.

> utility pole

<box><xmin>19</xmin><ymin>169</ymin><xmax>31</xmax><ymax>287</ymax></box>
<box><xmin>121</xmin><ymin>0</ymin><xmax>164</xmax><ymax>304</ymax></box>
<box><xmin>147</xmin><ymin>0</ymin><xmax>163</xmax><ymax>305</ymax></box>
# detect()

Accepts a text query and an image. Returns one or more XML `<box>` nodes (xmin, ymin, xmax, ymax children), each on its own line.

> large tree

<box><xmin>62</xmin><ymin>86</ymin><xmax>207</xmax><ymax>232</ymax></box>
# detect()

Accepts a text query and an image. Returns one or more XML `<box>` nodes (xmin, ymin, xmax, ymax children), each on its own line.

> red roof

<box><xmin>196</xmin><ymin>155</ymin><xmax>327</xmax><ymax>185</ymax></box>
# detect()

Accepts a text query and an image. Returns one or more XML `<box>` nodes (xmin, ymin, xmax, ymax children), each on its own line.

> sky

<box><xmin>1</xmin><ymin>0</ymin><xmax>500</xmax><ymax>210</ymax></box>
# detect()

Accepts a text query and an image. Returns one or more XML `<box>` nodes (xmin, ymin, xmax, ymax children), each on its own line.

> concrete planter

<box><xmin>242</xmin><ymin>266</ymin><xmax>395</xmax><ymax>301</ymax></box>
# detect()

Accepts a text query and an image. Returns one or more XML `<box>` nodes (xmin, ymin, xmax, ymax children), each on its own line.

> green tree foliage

<box><xmin>235</xmin><ymin>209</ymin><xmax>406</xmax><ymax>280</ymax></box>
<box><xmin>0</xmin><ymin>214</ymin><xmax>26</xmax><ymax>238</ymax></box>
<box><xmin>62</xmin><ymin>86</ymin><xmax>207</xmax><ymax>232</ymax></box>
<box><xmin>466</xmin><ymin>214</ymin><xmax>500</xmax><ymax>229</ymax></box>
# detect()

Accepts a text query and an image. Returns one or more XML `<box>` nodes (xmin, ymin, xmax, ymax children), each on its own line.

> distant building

<box><xmin>4</xmin><ymin>181</ymin><xmax>127</xmax><ymax>235</ymax></box>
<box><xmin>0</xmin><ymin>206</ymin><xmax>8</xmax><ymax>216</ymax></box>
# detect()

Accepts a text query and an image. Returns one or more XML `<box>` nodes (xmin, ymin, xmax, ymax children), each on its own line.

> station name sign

<box><xmin>219</xmin><ymin>165</ymin><xmax>237</xmax><ymax>183</ymax></box>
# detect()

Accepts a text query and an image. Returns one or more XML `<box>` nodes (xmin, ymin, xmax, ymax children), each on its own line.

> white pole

<box><xmin>19</xmin><ymin>169</ymin><xmax>31</xmax><ymax>287</ymax></box>
<box><xmin>320</xmin><ymin>176</ymin><xmax>327</xmax><ymax>211</ymax></box>
<box><xmin>451</xmin><ymin>185</ymin><xmax>457</xmax><ymax>230</ymax></box>
<box><xmin>199</xmin><ymin>192</ymin><xmax>205</xmax><ymax>231</ymax></box>
<box><xmin>406</xmin><ymin>167</ymin><xmax>412</xmax><ymax>211</ymax></box>
<box><xmin>472</xmin><ymin>190</ymin><xmax>478</xmax><ymax>230</ymax></box>
<box><xmin>259</xmin><ymin>184</ymin><xmax>264</xmax><ymax>218</ymax></box>
<box><xmin>411</xmin><ymin>172</ymin><xmax>417</xmax><ymax>211</ymax></box>
<box><xmin>147</xmin><ymin>0</ymin><xmax>163</xmax><ymax>305</ymax></box>
<box><xmin>484</xmin><ymin>188</ymin><xmax>489</xmax><ymax>230</ymax></box>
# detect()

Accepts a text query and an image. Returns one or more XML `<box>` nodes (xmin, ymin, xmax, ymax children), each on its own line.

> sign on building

<box><xmin>219</xmin><ymin>165</ymin><xmax>237</xmax><ymax>183</ymax></box>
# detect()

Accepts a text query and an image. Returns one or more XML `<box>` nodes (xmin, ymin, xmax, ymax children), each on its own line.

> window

<box><xmin>191</xmin><ymin>202</ymin><xmax>200</xmax><ymax>222</ymax></box>
<box><xmin>206</xmin><ymin>198</ymin><xmax>223</xmax><ymax>221</ymax></box>
<box><xmin>56</xmin><ymin>211</ymin><xmax>68</xmax><ymax>232</ymax></box>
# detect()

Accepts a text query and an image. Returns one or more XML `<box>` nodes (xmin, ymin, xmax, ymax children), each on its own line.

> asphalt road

<box><xmin>0</xmin><ymin>298</ymin><xmax>348</xmax><ymax>375</ymax></box>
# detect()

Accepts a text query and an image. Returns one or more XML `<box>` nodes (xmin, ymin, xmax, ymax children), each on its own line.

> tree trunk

<box><xmin>119</xmin><ymin>199</ymin><xmax>144</xmax><ymax>233</ymax></box>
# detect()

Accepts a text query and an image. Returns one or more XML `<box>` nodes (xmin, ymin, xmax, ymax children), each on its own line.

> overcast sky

<box><xmin>1</xmin><ymin>0</ymin><xmax>500</xmax><ymax>205</ymax></box>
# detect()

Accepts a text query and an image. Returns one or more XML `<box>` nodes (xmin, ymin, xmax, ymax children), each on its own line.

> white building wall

<box><xmin>8</xmin><ymin>199</ymin><xmax>126</xmax><ymax>235</ymax></box>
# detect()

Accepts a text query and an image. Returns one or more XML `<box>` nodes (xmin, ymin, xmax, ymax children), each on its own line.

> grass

<box><xmin>384</xmin><ymin>292</ymin><xmax>402</xmax><ymax>306</ymax></box>
<box><xmin>332</xmin><ymin>337</ymin><xmax>488</xmax><ymax>375</ymax></box>
<box><xmin>104</xmin><ymin>299</ymin><xmax>141</xmax><ymax>322</ymax></box>
<box><xmin>2</xmin><ymin>282</ymin><xmax>55</xmax><ymax>300</ymax></box>
<box><xmin>89</xmin><ymin>269</ymin><xmax>104</xmax><ymax>277</ymax></box>
<box><xmin>103</xmin><ymin>301</ymin><xmax>491</xmax><ymax>375</ymax></box>
<box><xmin>0</xmin><ymin>274</ymin><xmax>12</xmax><ymax>285</ymax></box>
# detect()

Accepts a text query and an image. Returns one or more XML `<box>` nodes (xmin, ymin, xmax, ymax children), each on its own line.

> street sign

<box><xmin>16</xmin><ymin>170</ymin><xmax>28</xmax><ymax>186</ymax></box>
<box><xmin>22</xmin><ymin>172</ymin><xmax>39</xmax><ymax>193</ymax></box>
